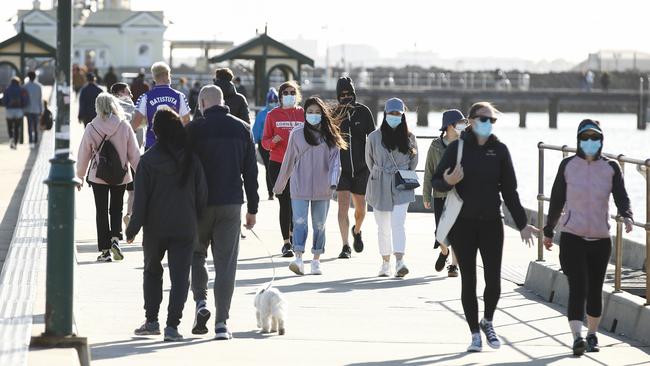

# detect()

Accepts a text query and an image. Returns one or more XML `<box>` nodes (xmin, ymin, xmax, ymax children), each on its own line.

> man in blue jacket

<box><xmin>77</xmin><ymin>73</ymin><xmax>102</xmax><ymax>127</ymax></box>
<box><xmin>187</xmin><ymin>85</ymin><xmax>259</xmax><ymax>340</ymax></box>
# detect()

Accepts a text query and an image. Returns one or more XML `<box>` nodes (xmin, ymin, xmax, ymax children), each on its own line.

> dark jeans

<box><xmin>192</xmin><ymin>204</ymin><xmax>241</xmax><ymax>323</ymax></box>
<box><xmin>91</xmin><ymin>183</ymin><xmax>126</xmax><ymax>250</ymax></box>
<box><xmin>559</xmin><ymin>232</ymin><xmax>611</xmax><ymax>321</ymax></box>
<box><xmin>449</xmin><ymin>217</ymin><xmax>504</xmax><ymax>333</ymax></box>
<box><xmin>268</xmin><ymin>160</ymin><xmax>293</xmax><ymax>241</ymax></box>
<box><xmin>258</xmin><ymin>143</ymin><xmax>273</xmax><ymax>196</ymax></box>
<box><xmin>143</xmin><ymin>233</ymin><xmax>194</xmax><ymax>328</ymax></box>
<box><xmin>26</xmin><ymin>113</ymin><xmax>40</xmax><ymax>143</ymax></box>
<box><xmin>7</xmin><ymin>118</ymin><xmax>22</xmax><ymax>145</ymax></box>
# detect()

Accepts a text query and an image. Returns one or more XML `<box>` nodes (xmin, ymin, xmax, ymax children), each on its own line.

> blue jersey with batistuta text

<box><xmin>135</xmin><ymin>84</ymin><xmax>190</xmax><ymax>149</ymax></box>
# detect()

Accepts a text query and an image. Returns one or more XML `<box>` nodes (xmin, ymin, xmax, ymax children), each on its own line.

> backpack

<box><xmin>40</xmin><ymin>106</ymin><xmax>53</xmax><ymax>130</ymax></box>
<box><xmin>89</xmin><ymin>125</ymin><xmax>128</xmax><ymax>185</ymax></box>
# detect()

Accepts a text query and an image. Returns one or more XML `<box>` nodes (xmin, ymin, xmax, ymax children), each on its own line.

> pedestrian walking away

<box><xmin>76</xmin><ymin>93</ymin><xmax>140</xmax><ymax>262</ymax></box>
<box><xmin>3</xmin><ymin>77</ymin><xmax>28</xmax><ymax>149</ymax></box>
<box><xmin>333</xmin><ymin>77</ymin><xmax>376</xmax><ymax>259</ymax></box>
<box><xmin>23</xmin><ymin>71</ymin><xmax>43</xmax><ymax>147</ymax></box>
<box><xmin>130</xmin><ymin>69</ymin><xmax>150</xmax><ymax>103</ymax></box>
<box><xmin>104</xmin><ymin>66</ymin><xmax>118</xmax><ymax>90</ymax></box>
<box><xmin>543</xmin><ymin>119</ymin><xmax>633</xmax><ymax>356</ymax></box>
<box><xmin>423</xmin><ymin>109</ymin><xmax>466</xmax><ymax>277</ymax></box>
<box><xmin>187</xmin><ymin>85</ymin><xmax>259</xmax><ymax>340</ymax></box>
<box><xmin>262</xmin><ymin>80</ymin><xmax>305</xmax><ymax>257</ymax></box>
<box><xmin>78</xmin><ymin>73</ymin><xmax>103</xmax><ymax>127</ymax></box>
<box><xmin>253</xmin><ymin>87</ymin><xmax>279</xmax><ymax>200</ymax></box>
<box><xmin>432</xmin><ymin>101</ymin><xmax>538</xmax><ymax>353</ymax></box>
<box><xmin>132</xmin><ymin>62</ymin><xmax>191</xmax><ymax>150</ymax></box>
<box><xmin>214</xmin><ymin>68</ymin><xmax>250</xmax><ymax>123</ymax></box>
<box><xmin>365</xmin><ymin>98</ymin><xmax>418</xmax><ymax>278</ymax></box>
<box><xmin>273</xmin><ymin>96</ymin><xmax>346</xmax><ymax>276</ymax></box>
<box><xmin>126</xmin><ymin>108</ymin><xmax>208</xmax><ymax>342</ymax></box>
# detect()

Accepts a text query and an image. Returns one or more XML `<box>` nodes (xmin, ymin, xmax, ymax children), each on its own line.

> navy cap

<box><xmin>440</xmin><ymin>109</ymin><xmax>467</xmax><ymax>132</ymax></box>
<box><xmin>385</xmin><ymin>98</ymin><xmax>405</xmax><ymax>113</ymax></box>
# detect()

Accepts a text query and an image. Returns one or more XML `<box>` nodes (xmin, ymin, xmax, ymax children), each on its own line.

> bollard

<box><xmin>416</xmin><ymin>99</ymin><xmax>429</xmax><ymax>127</ymax></box>
<box><xmin>519</xmin><ymin>107</ymin><xmax>527</xmax><ymax>128</ymax></box>
<box><xmin>548</xmin><ymin>97</ymin><xmax>559</xmax><ymax>129</ymax></box>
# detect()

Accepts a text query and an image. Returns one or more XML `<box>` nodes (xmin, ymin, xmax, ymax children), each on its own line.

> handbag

<box><xmin>435</xmin><ymin>139</ymin><xmax>465</xmax><ymax>247</ymax></box>
<box><xmin>388</xmin><ymin>149</ymin><xmax>420</xmax><ymax>190</ymax></box>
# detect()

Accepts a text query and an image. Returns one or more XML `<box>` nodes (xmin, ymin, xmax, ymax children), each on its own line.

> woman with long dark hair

<box><xmin>262</xmin><ymin>80</ymin><xmax>305</xmax><ymax>257</ymax></box>
<box><xmin>126</xmin><ymin>108</ymin><xmax>208</xmax><ymax>341</ymax></box>
<box><xmin>274</xmin><ymin>97</ymin><xmax>347</xmax><ymax>275</ymax></box>
<box><xmin>432</xmin><ymin>101</ymin><xmax>538</xmax><ymax>352</ymax></box>
<box><xmin>365</xmin><ymin>98</ymin><xmax>418</xmax><ymax>278</ymax></box>
<box><xmin>543</xmin><ymin>119</ymin><xmax>633</xmax><ymax>356</ymax></box>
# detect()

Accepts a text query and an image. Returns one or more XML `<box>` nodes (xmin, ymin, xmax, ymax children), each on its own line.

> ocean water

<box><xmin>393</xmin><ymin>112</ymin><xmax>650</xmax><ymax>244</ymax></box>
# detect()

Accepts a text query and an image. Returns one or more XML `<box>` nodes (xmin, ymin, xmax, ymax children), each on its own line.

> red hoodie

<box><xmin>262</xmin><ymin>106</ymin><xmax>305</xmax><ymax>163</ymax></box>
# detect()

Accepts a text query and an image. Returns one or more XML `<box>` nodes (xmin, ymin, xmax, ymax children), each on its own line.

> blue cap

<box><xmin>440</xmin><ymin>109</ymin><xmax>467</xmax><ymax>131</ymax></box>
<box><xmin>266</xmin><ymin>87</ymin><xmax>279</xmax><ymax>104</ymax></box>
<box><xmin>385</xmin><ymin>98</ymin><xmax>405</xmax><ymax>113</ymax></box>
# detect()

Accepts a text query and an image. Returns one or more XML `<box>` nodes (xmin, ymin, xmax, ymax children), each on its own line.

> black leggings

<box><xmin>433</xmin><ymin>197</ymin><xmax>445</xmax><ymax>248</ymax></box>
<box><xmin>268</xmin><ymin>160</ymin><xmax>292</xmax><ymax>241</ymax></box>
<box><xmin>91</xmin><ymin>183</ymin><xmax>126</xmax><ymax>250</ymax></box>
<box><xmin>559</xmin><ymin>232</ymin><xmax>611</xmax><ymax>321</ymax></box>
<box><xmin>449</xmin><ymin>217</ymin><xmax>504</xmax><ymax>333</ymax></box>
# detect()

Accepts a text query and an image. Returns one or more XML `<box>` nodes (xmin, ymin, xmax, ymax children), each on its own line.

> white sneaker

<box><xmin>467</xmin><ymin>332</ymin><xmax>483</xmax><ymax>352</ymax></box>
<box><xmin>311</xmin><ymin>260</ymin><xmax>322</xmax><ymax>275</ymax></box>
<box><xmin>289</xmin><ymin>258</ymin><xmax>304</xmax><ymax>275</ymax></box>
<box><xmin>395</xmin><ymin>260</ymin><xmax>409</xmax><ymax>278</ymax></box>
<box><xmin>378</xmin><ymin>261</ymin><xmax>391</xmax><ymax>277</ymax></box>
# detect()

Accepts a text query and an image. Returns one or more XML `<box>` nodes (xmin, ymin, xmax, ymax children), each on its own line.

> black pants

<box><xmin>91</xmin><ymin>183</ymin><xmax>126</xmax><ymax>250</ymax></box>
<box><xmin>143</xmin><ymin>233</ymin><xmax>194</xmax><ymax>328</ymax></box>
<box><xmin>268</xmin><ymin>160</ymin><xmax>292</xmax><ymax>241</ymax></box>
<box><xmin>258</xmin><ymin>144</ymin><xmax>273</xmax><ymax>196</ymax></box>
<box><xmin>449</xmin><ymin>217</ymin><xmax>504</xmax><ymax>333</ymax></box>
<box><xmin>433</xmin><ymin>197</ymin><xmax>446</xmax><ymax>248</ymax></box>
<box><xmin>7</xmin><ymin>118</ymin><xmax>22</xmax><ymax>145</ymax></box>
<box><xmin>26</xmin><ymin>113</ymin><xmax>39</xmax><ymax>143</ymax></box>
<box><xmin>559</xmin><ymin>232</ymin><xmax>611</xmax><ymax>321</ymax></box>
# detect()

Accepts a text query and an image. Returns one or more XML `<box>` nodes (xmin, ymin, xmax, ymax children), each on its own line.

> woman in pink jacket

<box><xmin>77</xmin><ymin>93</ymin><xmax>140</xmax><ymax>262</ymax></box>
<box><xmin>273</xmin><ymin>97</ymin><xmax>347</xmax><ymax>275</ymax></box>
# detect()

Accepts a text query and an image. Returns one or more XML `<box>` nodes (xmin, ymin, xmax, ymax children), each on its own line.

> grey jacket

<box><xmin>365</xmin><ymin>129</ymin><xmax>419</xmax><ymax>211</ymax></box>
<box><xmin>23</xmin><ymin>81</ymin><xmax>43</xmax><ymax>114</ymax></box>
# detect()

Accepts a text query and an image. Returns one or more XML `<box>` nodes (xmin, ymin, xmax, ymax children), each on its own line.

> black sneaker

<box><xmin>586</xmin><ymin>334</ymin><xmax>600</xmax><ymax>352</ymax></box>
<box><xmin>164</xmin><ymin>326</ymin><xmax>183</xmax><ymax>342</ymax></box>
<box><xmin>479</xmin><ymin>318</ymin><xmax>501</xmax><ymax>349</ymax></box>
<box><xmin>281</xmin><ymin>243</ymin><xmax>294</xmax><ymax>258</ymax></box>
<box><xmin>573</xmin><ymin>337</ymin><xmax>587</xmax><ymax>356</ymax></box>
<box><xmin>447</xmin><ymin>264</ymin><xmax>459</xmax><ymax>277</ymax></box>
<box><xmin>338</xmin><ymin>245</ymin><xmax>352</xmax><ymax>259</ymax></box>
<box><xmin>134</xmin><ymin>321</ymin><xmax>161</xmax><ymax>336</ymax></box>
<box><xmin>351</xmin><ymin>225</ymin><xmax>364</xmax><ymax>253</ymax></box>
<box><xmin>97</xmin><ymin>250</ymin><xmax>112</xmax><ymax>262</ymax></box>
<box><xmin>192</xmin><ymin>304</ymin><xmax>211</xmax><ymax>335</ymax></box>
<box><xmin>435</xmin><ymin>249</ymin><xmax>449</xmax><ymax>272</ymax></box>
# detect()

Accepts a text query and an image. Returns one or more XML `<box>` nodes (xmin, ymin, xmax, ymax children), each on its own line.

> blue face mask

<box><xmin>473</xmin><ymin>120</ymin><xmax>493</xmax><ymax>138</ymax></box>
<box><xmin>386</xmin><ymin>115</ymin><xmax>402</xmax><ymax>129</ymax></box>
<box><xmin>282</xmin><ymin>95</ymin><xmax>296</xmax><ymax>107</ymax></box>
<box><xmin>268</xmin><ymin>102</ymin><xmax>278</xmax><ymax>109</ymax></box>
<box><xmin>580</xmin><ymin>139</ymin><xmax>602</xmax><ymax>156</ymax></box>
<box><xmin>305</xmin><ymin>113</ymin><xmax>321</xmax><ymax>125</ymax></box>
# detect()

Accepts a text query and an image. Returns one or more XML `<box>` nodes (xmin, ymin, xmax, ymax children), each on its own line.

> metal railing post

<box><xmin>614</xmin><ymin>158</ymin><xmax>626</xmax><ymax>292</ymax></box>
<box><xmin>646</xmin><ymin>159</ymin><xmax>650</xmax><ymax>304</ymax></box>
<box><xmin>537</xmin><ymin>142</ymin><xmax>545</xmax><ymax>261</ymax></box>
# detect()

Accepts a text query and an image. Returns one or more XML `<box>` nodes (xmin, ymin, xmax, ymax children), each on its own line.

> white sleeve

<box><xmin>135</xmin><ymin>94</ymin><xmax>147</xmax><ymax>118</ymax></box>
<box><xmin>178</xmin><ymin>93</ymin><xmax>190</xmax><ymax>117</ymax></box>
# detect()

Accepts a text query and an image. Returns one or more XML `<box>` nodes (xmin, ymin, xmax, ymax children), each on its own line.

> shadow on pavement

<box><xmin>275</xmin><ymin>275</ymin><xmax>445</xmax><ymax>294</ymax></box>
<box><xmin>90</xmin><ymin>336</ymin><xmax>215</xmax><ymax>361</ymax></box>
<box><xmin>344</xmin><ymin>352</ymin><xmax>472</xmax><ymax>366</ymax></box>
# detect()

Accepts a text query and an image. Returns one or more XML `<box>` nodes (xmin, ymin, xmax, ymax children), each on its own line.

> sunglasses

<box><xmin>472</xmin><ymin>115</ymin><xmax>497</xmax><ymax>123</ymax></box>
<box><xmin>282</xmin><ymin>90</ymin><xmax>297</xmax><ymax>96</ymax></box>
<box><xmin>579</xmin><ymin>135</ymin><xmax>602</xmax><ymax>141</ymax></box>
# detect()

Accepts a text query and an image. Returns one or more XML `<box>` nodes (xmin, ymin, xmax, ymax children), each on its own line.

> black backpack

<box><xmin>89</xmin><ymin>125</ymin><xmax>128</xmax><ymax>185</ymax></box>
<box><xmin>40</xmin><ymin>106</ymin><xmax>53</xmax><ymax>130</ymax></box>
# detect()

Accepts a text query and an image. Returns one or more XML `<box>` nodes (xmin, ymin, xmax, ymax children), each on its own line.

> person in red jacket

<box><xmin>262</xmin><ymin>80</ymin><xmax>305</xmax><ymax>257</ymax></box>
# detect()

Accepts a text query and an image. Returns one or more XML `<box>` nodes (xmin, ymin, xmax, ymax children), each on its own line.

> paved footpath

<box><xmin>66</xmin><ymin>119</ymin><xmax>650</xmax><ymax>366</ymax></box>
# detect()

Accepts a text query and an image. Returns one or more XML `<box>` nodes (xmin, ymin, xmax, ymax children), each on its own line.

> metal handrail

<box><xmin>537</xmin><ymin>142</ymin><xmax>650</xmax><ymax>303</ymax></box>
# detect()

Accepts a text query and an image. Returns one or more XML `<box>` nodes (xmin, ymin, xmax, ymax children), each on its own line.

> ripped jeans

<box><xmin>291</xmin><ymin>199</ymin><xmax>330</xmax><ymax>255</ymax></box>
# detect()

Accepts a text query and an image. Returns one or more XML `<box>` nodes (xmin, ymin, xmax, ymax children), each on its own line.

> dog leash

<box><xmin>247</xmin><ymin>228</ymin><xmax>276</xmax><ymax>291</ymax></box>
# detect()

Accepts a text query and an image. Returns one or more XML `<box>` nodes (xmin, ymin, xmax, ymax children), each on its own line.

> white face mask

<box><xmin>454</xmin><ymin>122</ymin><xmax>468</xmax><ymax>133</ymax></box>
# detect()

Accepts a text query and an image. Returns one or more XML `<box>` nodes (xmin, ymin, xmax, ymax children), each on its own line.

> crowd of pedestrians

<box><xmin>64</xmin><ymin>61</ymin><xmax>632</xmax><ymax>357</ymax></box>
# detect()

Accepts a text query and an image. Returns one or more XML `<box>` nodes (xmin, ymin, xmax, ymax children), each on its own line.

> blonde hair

<box><xmin>468</xmin><ymin>101</ymin><xmax>500</xmax><ymax>118</ymax></box>
<box><xmin>95</xmin><ymin>92</ymin><xmax>125</xmax><ymax>121</ymax></box>
<box><xmin>151</xmin><ymin>61</ymin><xmax>171</xmax><ymax>81</ymax></box>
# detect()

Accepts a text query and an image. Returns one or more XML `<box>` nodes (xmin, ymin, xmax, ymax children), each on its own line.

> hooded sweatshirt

<box><xmin>76</xmin><ymin>114</ymin><xmax>140</xmax><ymax>185</ymax></box>
<box><xmin>543</xmin><ymin>120</ymin><xmax>632</xmax><ymax>239</ymax></box>
<box><xmin>261</xmin><ymin>106</ymin><xmax>305</xmax><ymax>163</ymax></box>
<box><xmin>335</xmin><ymin>77</ymin><xmax>376</xmax><ymax>175</ymax></box>
<box><xmin>214</xmin><ymin>78</ymin><xmax>250</xmax><ymax>123</ymax></box>
<box><xmin>253</xmin><ymin>88</ymin><xmax>278</xmax><ymax>143</ymax></box>
<box><xmin>125</xmin><ymin>144</ymin><xmax>208</xmax><ymax>240</ymax></box>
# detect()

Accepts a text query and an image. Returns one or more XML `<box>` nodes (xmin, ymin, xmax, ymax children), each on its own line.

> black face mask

<box><xmin>339</xmin><ymin>96</ymin><xmax>353</xmax><ymax>105</ymax></box>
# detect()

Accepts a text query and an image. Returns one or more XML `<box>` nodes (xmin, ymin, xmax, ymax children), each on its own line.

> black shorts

<box><xmin>337</xmin><ymin>169</ymin><xmax>370</xmax><ymax>195</ymax></box>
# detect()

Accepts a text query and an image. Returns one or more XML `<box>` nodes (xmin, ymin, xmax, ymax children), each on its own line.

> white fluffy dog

<box><xmin>254</xmin><ymin>286</ymin><xmax>287</xmax><ymax>335</ymax></box>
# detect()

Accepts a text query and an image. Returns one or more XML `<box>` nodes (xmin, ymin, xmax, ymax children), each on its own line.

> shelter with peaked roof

<box><xmin>0</xmin><ymin>23</ymin><xmax>56</xmax><ymax>81</ymax></box>
<box><xmin>209</xmin><ymin>31</ymin><xmax>314</xmax><ymax>105</ymax></box>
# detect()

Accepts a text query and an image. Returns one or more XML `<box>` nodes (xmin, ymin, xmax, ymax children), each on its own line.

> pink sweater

<box><xmin>76</xmin><ymin>114</ymin><xmax>140</xmax><ymax>185</ymax></box>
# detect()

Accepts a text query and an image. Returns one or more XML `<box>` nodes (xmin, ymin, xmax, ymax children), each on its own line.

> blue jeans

<box><xmin>291</xmin><ymin>199</ymin><xmax>330</xmax><ymax>255</ymax></box>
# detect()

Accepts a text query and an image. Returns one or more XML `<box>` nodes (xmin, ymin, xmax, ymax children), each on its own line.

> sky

<box><xmin>2</xmin><ymin>0</ymin><xmax>649</xmax><ymax>64</ymax></box>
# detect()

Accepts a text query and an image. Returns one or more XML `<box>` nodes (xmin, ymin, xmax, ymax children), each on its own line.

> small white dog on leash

<box><xmin>254</xmin><ymin>286</ymin><xmax>288</xmax><ymax>335</ymax></box>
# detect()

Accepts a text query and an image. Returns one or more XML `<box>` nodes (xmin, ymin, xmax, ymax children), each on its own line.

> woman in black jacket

<box><xmin>126</xmin><ymin>108</ymin><xmax>208</xmax><ymax>342</ymax></box>
<box><xmin>432</xmin><ymin>101</ymin><xmax>538</xmax><ymax>353</ymax></box>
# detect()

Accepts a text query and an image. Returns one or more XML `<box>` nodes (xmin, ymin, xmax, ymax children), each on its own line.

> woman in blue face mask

<box><xmin>543</xmin><ymin>119</ymin><xmax>633</xmax><ymax>357</ymax></box>
<box><xmin>365</xmin><ymin>98</ymin><xmax>419</xmax><ymax>278</ymax></box>
<box><xmin>432</xmin><ymin>101</ymin><xmax>538</xmax><ymax>353</ymax></box>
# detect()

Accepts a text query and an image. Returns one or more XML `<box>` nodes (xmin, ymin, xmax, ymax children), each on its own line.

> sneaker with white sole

<box><xmin>289</xmin><ymin>258</ymin><xmax>304</xmax><ymax>275</ymax></box>
<box><xmin>192</xmin><ymin>302</ymin><xmax>211</xmax><ymax>335</ymax></box>
<box><xmin>378</xmin><ymin>261</ymin><xmax>391</xmax><ymax>277</ymax></box>
<box><xmin>395</xmin><ymin>260</ymin><xmax>409</xmax><ymax>278</ymax></box>
<box><xmin>480</xmin><ymin>318</ymin><xmax>501</xmax><ymax>349</ymax></box>
<box><xmin>110</xmin><ymin>238</ymin><xmax>124</xmax><ymax>261</ymax></box>
<box><xmin>97</xmin><ymin>250</ymin><xmax>112</xmax><ymax>262</ymax></box>
<box><xmin>134</xmin><ymin>321</ymin><xmax>161</xmax><ymax>336</ymax></box>
<box><xmin>311</xmin><ymin>260</ymin><xmax>322</xmax><ymax>275</ymax></box>
<box><xmin>215</xmin><ymin>322</ymin><xmax>232</xmax><ymax>340</ymax></box>
<box><xmin>164</xmin><ymin>327</ymin><xmax>183</xmax><ymax>341</ymax></box>
<box><xmin>467</xmin><ymin>332</ymin><xmax>482</xmax><ymax>352</ymax></box>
